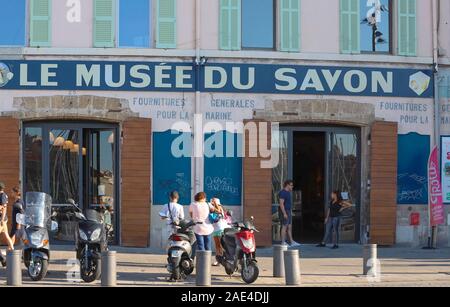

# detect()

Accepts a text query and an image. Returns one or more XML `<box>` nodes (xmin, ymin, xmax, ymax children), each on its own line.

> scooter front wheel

<box><xmin>241</xmin><ymin>261</ymin><xmax>259</xmax><ymax>284</ymax></box>
<box><xmin>28</xmin><ymin>258</ymin><xmax>48</xmax><ymax>281</ymax></box>
<box><xmin>80</xmin><ymin>257</ymin><xmax>101</xmax><ymax>283</ymax></box>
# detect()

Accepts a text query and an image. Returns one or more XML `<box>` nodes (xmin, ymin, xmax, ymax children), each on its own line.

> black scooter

<box><xmin>68</xmin><ymin>199</ymin><xmax>108</xmax><ymax>283</ymax></box>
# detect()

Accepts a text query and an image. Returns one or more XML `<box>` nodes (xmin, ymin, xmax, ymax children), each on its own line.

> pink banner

<box><xmin>428</xmin><ymin>146</ymin><xmax>445</xmax><ymax>226</ymax></box>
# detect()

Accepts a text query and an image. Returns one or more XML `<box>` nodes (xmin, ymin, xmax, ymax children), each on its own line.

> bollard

<box><xmin>363</xmin><ymin>244</ymin><xmax>378</xmax><ymax>276</ymax></box>
<box><xmin>101</xmin><ymin>251</ymin><xmax>117</xmax><ymax>287</ymax></box>
<box><xmin>7</xmin><ymin>250</ymin><xmax>22</xmax><ymax>286</ymax></box>
<box><xmin>284</xmin><ymin>249</ymin><xmax>301</xmax><ymax>286</ymax></box>
<box><xmin>195</xmin><ymin>250</ymin><xmax>211</xmax><ymax>286</ymax></box>
<box><xmin>273</xmin><ymin>245</ymin><xmax>288</xmax><ymax>277</ymax></box>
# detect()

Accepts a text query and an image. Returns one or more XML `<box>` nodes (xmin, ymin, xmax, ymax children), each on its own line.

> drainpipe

<box><xmin>193</xmin><ymin>0</ymin><xmax>202</xmax><ymax>195</ymax></box>
<box><xmin>431</xmin><ymin>0</ymin><xmax>440</xmax><ymax>249</ymax></box>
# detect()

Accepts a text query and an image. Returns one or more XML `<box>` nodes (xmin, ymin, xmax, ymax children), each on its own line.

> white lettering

<box><xmin>275</xmin><ymin>68</ymin><xmax>297</xmax><ymax>91</ymax></box>
<box><xmin>232</xmin><ymin>67</ymin><xmax>255</xmax><ymax>90</ymax></box>
<box><xmin>372</xmin><ymin>71</ymin><xmax>393</xmax><ymax>93</ymax></box>
<box><xmin>130</xmin><ymin>65</ymin><xmax>151</xmax><ymax>88</ymax></box>
<box><xmin>155</xmin><ymin>65</ymin><xmax>172</xmax><ymax>88</ymax></box>
<box><xmin>176</xmin><ymin>66</ymin><xmax>193</xmax><ymax>89</ymax></box>
<box><xmin>344</xmin><ymin>70</ymin><xmax>367</xmax><ymax>93</ymax></box>
<box><xmin>204</xmin><ymin>67</ymin><xmax>227</xmax><ymax>89</ymax></box>
<box><xmin>20</xmin><ymin>64</ymin><xmax>37</xmax><ymax>86</ymax></box>
<box><xmin>300</xmin><ymin>69</ymin><xmax>324</xmax><ymax>91</ymax></box>
<box><xmin>76</xmin><ymin>64</ymin><xmax>100</xmax><ymax>87</ymax></box>
<box><xmin>41</xmin><ymin>64</ymin><xmax>58</xmax><ymax>86</ymax></box>
<box><xmin>105</xmin><ymin>64</ymin><xmax>125</xmax><ymax>88</ymax></box>
<box><xmin>322</xmin><ymin>69</ymin><xmax>342</xmax><ymax>91</ymax></box>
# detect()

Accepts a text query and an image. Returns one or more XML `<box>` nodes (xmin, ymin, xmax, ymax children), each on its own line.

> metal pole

<box><xmin>284</xmin><ymin>249</ymin><xmax>301</xmax><ymax>286</ymax></box>
<box><xmin>273</xmin><ymin>244</ymin><xmax>288</xmax><ymax>277</ymax></box>
<box><xmin>195</xmin><ymin>250</ymin><xmax>211</xmax><ymax>286</ymax></box>
<box><xmin>363</xmin><ymin>244</ymin><xmax>377</xmax><ymax>275</ymax></box>
<box><xmin>6</xmin><ymin>250</ymin><xmax>22</xmax><ymax>286</ymax></box>
<box><xmin>101</xmin><ymin>251</ymin><xmax>116</xmax><ymax>287</ymax></box>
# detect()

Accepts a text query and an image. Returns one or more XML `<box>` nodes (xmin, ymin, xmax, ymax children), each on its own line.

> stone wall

<box><xmin>4</xmin><ymin>95</ymin><xmax>138</xmax><ymax>121</ymax></box>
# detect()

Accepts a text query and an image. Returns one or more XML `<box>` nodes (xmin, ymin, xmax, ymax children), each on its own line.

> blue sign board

<box><xmin>397</xmin><ymin>133</ymin><xmax>430</xmax><ymax>205</ymax></box>
<box><xmin>0</xmin><ymin>60</ymin><xmax>434</xmax><ymax>98</ymax></box>
<box><xmin>153</xmin><ymin>131</ymin><xmax>192</xmax><ymax>206</ymax></box>
<box><xmin>204</xmin><ymin>132</ymin><xmax>242</xmax><ymax>206</ymax></box>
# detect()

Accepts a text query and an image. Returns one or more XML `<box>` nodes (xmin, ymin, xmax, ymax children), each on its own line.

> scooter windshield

<box><xmin>25</xmin><ymin>192</ymin><xmax>52</xmax><ymax>228</ymax></box>
<box><xmin>85</xmin><ymin>209</ymin><xmax>104</xmax><ymax>223</ymax></box>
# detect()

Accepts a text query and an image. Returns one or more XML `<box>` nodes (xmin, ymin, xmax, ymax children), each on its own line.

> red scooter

<box><xmin>216</xmin><ymin>217</ymin><xmax>259</xmax><ymax>284</ymax></box>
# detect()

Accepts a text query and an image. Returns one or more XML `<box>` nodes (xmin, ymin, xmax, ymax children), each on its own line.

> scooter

<box><xmin>216</xmin><ymin>217</ymin><xmax>259</xmax><ymax>284</ymax></box>
<box><xmin>68</xmin><ymin>199</ymin><xmax>108</xmax><ymax>283</ymax></box>
<box><xmin>162</xmin><ymin>214</ymin><xmax>200</xmax><ymax>281</ymax></box>
<box><xmin>17</xmin><ymin>192</ymin><xmax>58</xmax><ymax>281</ymax></box>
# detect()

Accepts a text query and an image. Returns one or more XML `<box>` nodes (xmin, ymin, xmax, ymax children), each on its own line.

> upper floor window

<box><xmin>341</xmin><ymin>0</ymin><xmax>416</xmax><ymax>56</ymax></box>
<box><xmin>242</xmin><ymin>0</ymin><xmax>275</xmax><ymax>49</ymax></box>
<box><xmin>220</xmin><ymin>0</ymin><xmax>299</xmax><ymax>52</ymax></box>
<box><xmin>360</xmin><ymin>0</ymin><xmax>391</xmax><ymax>53</ymax></box>
<box><xmin>0</xmin><ymin>0</ymin><xmax>26</xmax><ymax>46</ymax></box>
<box><xmin>119</xmin><ymin>0</ymin><xmax>151</xmax><ymax>48</ymax></box>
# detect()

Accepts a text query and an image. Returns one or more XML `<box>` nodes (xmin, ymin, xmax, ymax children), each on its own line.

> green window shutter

<box><xmin>30</xmin><ymin>0</ymin><xmax>51</xmax><ymax>47</ymax></box>
<box><xmin>398</xmin><ymin>0</ymin><xmax>416</xmax><ymax>56</ymax></box>
<box><xmin>340</xmin><ymin>0</ymin><xmax>360</xmax><ymax>54</ymax></box>
<box><xmin>280</xmin><ymin>0</ymin><xmax>300</xmax><ymax>52</ymax></box>
<box><xmin>94</xmin><ymin>0</ymin><xmax>115</xmax><ymax>48</ymax></box>
<box><xmin>156</xmin><ymin>0</ymin><xmax>177</xmax><ymax>49</ymax></box>
<box><xmin>219</xmin><ymin>0</ymin><xmax>241</xmax><ymax>50</ymax></box>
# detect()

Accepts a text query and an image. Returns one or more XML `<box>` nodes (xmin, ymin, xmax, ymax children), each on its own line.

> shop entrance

<box><xmin>292</xmin><ymin>132</ymin><xmax>326</xmax><ymax>243</ymax></box>
<box><xmin>22</xmin><ymin>122</ymin><xmax>119</xmax><ymax>244</ymax></box>
<box><xmin>272</xmin><ymin>126</ymin><xmax>361</xmax><ymax>244</ymax></box>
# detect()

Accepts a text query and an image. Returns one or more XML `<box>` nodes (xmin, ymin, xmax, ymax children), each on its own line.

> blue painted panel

<box><xmin>153</xmin><ymin>131</ymin><xmax>191</xmax><ymax>205</ymax></box>
<box><xmin>397</xmin><ymin>133</ymin><xmax>430</xmax><ymax>205</ymax></box>
<box><xmin>204</xmin><ymin>132</ymin><xmax>242</xmax><ymax>206</ymax></box>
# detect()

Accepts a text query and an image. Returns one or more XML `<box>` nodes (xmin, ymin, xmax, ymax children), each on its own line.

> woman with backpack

<box><xmin>210</xmin><ymin>198</ymin><xmax>229</xmax><ymax>266</ymax></box>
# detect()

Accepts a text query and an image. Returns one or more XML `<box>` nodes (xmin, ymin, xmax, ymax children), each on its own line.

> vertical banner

<box><xmin>429</xmin><ymin>146</ymin><xmax>445</xmax><ymax>226</ymax></box>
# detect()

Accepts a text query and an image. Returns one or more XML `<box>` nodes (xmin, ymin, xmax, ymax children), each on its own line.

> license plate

<box><xmin>171</xmin><ymin>250</ymin><xmax>183</xmax><ymax>257</ymax></box>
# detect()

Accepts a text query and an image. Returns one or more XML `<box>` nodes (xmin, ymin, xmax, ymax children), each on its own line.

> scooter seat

<box><xmin>224</xmin><ymin>228</ymin><xmax>237</xmax><ymax>236</ymax></box>
<box><xmin>174</xmin><ymin>233</ymin><xmax>191</xmax><ymax>241</ymax></box>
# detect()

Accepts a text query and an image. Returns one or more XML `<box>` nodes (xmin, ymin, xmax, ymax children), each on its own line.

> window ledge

<box><xmin>0</xmin><ymin>47</ymin><xmax>433</xmax><ymax>66</ymax></box>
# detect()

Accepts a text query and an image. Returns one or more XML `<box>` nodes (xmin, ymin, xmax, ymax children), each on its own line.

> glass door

<box><xmin>23</xmin><ymin>122</ymin><xmax>119</xmax><ymax>244</ymax></box>
<box><xmin>83</xmin><ymin>129</ymin><xmax>117</xmax><ymax>244</ymax></box>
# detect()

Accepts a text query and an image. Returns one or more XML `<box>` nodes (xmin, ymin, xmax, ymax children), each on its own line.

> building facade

<box><xmin>0</xmin><ymin>0</ymin><xmax>448</xmax><ymax>248</ymax></box>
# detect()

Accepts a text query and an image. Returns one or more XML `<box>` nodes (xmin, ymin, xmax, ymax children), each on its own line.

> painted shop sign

<box><xmin>0</xmin><ymin>60</ymin><xmax>433</xmax><ymax>98</ymax></box>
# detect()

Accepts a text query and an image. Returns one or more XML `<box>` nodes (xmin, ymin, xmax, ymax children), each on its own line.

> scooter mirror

<box><xmin>67</xmin><ymin>198</ymin><xmax>76</xmax><ymax>206</ymax></box>
<box><xmin>50</xmin><ymin>221</ymin><xmax>59</xmax><ymax>232</ymax></box>
<box><xmin>16</xmin><ymin>213</ymin><xmax>26</xmax><ymax>226</ymax></box>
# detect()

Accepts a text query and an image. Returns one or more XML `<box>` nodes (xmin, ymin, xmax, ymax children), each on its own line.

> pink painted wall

<box><xmin>416</xmin><ymin>0</ymin><xmax>433</xmax><ymax>57</ymax></box>
<box><xmin>301</xmin><ymin>0</ymin><xmax>340</xmax><ymax>54</ymax></box>
<box><xmin>52</xmin><ymin>0</ymin><xmax>93</xmax><ymax>48</ymax></box>
<box><xmin>177</xmin><ymin>0</ymin><xmax>196</xmax><ymax>49</ymax></box>
<box><xmin>201</xmin><ymin>0</ymin><xmax>219</xmax><ymax>50</ymax></box>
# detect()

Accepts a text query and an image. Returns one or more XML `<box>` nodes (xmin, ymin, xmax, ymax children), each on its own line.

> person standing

<box><xmin>160</xmin><ymin>191</ymin><xmax>185</xmax><ymax>235</ymax></box>
<box><xmin>189</xmin><ymin>192</ymin><xmax>214</xmax><ymax>251</ymax></box>
<box><xmin>210</xmin><ymin>197</ymin><xmax>229</xmax><ymax>266</ymax></box>
<box><xmin>278</xmin><ymin>180</ymin><xmax>300</xmax><ymax>247</ymax></box>
<box><xmin>0</xmin><ymin>182</ymin><xmax>14</xmax><ymax>267</ymax></box>
<box><xmin>317</xmin><ymin>191</ymin><xmax>352</xmax><ymax>249</ymax></box>
<box><xmin>9</xmin><ymin>186</ymin><xmax>24</xmax><ymax>245</ymax></box>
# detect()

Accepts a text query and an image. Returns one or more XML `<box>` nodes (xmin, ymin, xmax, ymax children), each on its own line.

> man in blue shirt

<box><xmin>278</xmin><ymin>180</ymin><xmax>300</xmax><ymax>247</ymax></box>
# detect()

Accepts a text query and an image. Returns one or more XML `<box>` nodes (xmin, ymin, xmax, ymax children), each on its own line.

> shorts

<box><xmin>212</xmin><ymin>230</ymin><xmax>223</xmax><ymax>237</ymax></box>
<box><xmin>0</xmin><ymin>221</ymin><xmax>8</xmax><ymax>234</ymax></box>
<box><xmin>278</xmin><ymin>208</ymin><xmax>292</xmax><ymax>226</ymax></box>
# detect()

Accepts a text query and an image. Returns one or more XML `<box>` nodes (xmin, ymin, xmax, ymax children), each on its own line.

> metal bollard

<box><xmin>7</xmin><ymin>250</ymin><xmax>22</xmax><ymax>286</ymax></box>
<box><xmin>273</xmin><ymin>245</ymin><xmax>288</xmax><ymax>277</ymax></box>
<box><xmin>101</xmin><ymin>251</ymin><xmax>117</xmax><ymax>287</ymax></box>
<box><xmin>195</xmin><ymin>250</ymin><xmax>212</xmax><ymax>286</ymax></box>
<box><xmin>284</xmin><ymin>249</ymin><xmax>301</xmax><ymax>286</ymax></box>
<box><xmin>363</xmin><ymin>244</ymin><xmax>378</xmax><ymax>276</ymax></box>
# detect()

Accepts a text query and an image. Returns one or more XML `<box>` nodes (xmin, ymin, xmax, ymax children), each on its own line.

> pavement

<box><xmin>0</xmin><ymin>244</ymin><xmax>449</xmax><ymax>287</ymax></box>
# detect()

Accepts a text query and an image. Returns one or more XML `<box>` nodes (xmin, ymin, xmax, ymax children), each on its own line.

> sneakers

<box><xmin>316</xmin><ymin>243</ymin><xmax>326</xmax><ymax>247</ymax></box>
<box><xmin>212</xmin><ymin>261</ymin><xmax>220</xmax><ymax>266</ymax></box>
<box><xmin>331</xmin><ymin>245</ymin><xmax>339</xmax><ymax>249</ymax></box>
<box><xmin>290</xmin><ymin>241</ymin><xmax>301</xmax><ymax>248</ymax></box>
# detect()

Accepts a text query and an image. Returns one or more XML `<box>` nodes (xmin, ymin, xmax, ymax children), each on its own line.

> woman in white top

<box><xmin>189</xmin><ymin>192</ymin><xmax>214</xmax><ymax>251</ymax></box>
<box><xmin>210</xmin><ymin>198</ymin><xmax>229</xmax><ymax>266</ymax></box>
<box><xmin>159</xmin><ymin>191</ymin><xmax>184</xmax><ymax>235</ymax></box>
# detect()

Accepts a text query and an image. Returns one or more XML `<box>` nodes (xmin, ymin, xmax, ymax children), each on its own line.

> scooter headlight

<box><xmin>79</xmin><ymin>229</ymin><xmax>88</xmax><ymax>241</ymax></box>
<box><xmin>91</xmin><ymin>228</ymin><xmax>101</xmax><ymax>241</ymax></box>
<box><xmin>30</xmin><ymin>233</ymin><xmax>44</xmax><ymax>247</ymax></box>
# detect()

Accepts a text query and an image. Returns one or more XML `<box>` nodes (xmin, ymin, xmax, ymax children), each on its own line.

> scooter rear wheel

<box><xmin>28</xmin><ymin>258</ymin><xmax>48</xmax><ymax>281</ymax></box>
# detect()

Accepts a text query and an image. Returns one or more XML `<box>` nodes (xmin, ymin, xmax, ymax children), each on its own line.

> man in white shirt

<box><xmin>159</xmin><ymin>191</ymin><xmax>185</xmax><ymax>235</ymax></box>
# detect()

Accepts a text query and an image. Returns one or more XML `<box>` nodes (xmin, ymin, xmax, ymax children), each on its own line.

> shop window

<box><xmin>0</xmin><ymin>0</ymin><xmax>26</xmax><ymax>46</ymax></box>
<box><xmin>24</xmin><ymin>127</ymin><xmax>43</xmax><ymax>192</ymax></box>
<box><xmin>360</xmin><ymin>0</ymin><xmax>391</xmax><ymax>53</ymax></box>
<box><xmin>119</xmin><ymin>0</ymin><xmax>151</xmax><ymax>48</ymax></box>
